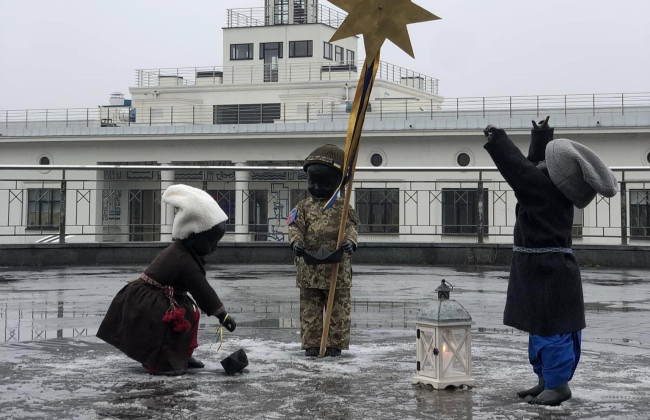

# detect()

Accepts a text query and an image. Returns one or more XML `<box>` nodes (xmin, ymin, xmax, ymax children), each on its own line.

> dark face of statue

<box><xmin>306</xmin><ymin>164</ymin><xmax>342</xmax><ymax>199</ymax></box>
<box><xmin>184</xmin><ymin>221</ymin><xmax>226</xmax><ymax>257</ymax></box>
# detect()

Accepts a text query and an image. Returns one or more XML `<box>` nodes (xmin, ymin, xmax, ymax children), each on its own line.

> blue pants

<box><xmin>528</xmin><ymin>331</ymin><xmax>581</xmax><ymax>389</ymax></box>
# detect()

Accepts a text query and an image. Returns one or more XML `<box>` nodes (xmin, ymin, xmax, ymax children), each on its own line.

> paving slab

<box><xmin>1</xmin><ymin>264</ymin><xmax>649</xmax><ymax>419</ymax></box>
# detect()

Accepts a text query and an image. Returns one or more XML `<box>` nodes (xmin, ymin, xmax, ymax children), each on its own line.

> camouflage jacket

<box><xmin>288</xmin><ymin>196</ymin><xmax>359</xmax><ymax>289</ymax></box>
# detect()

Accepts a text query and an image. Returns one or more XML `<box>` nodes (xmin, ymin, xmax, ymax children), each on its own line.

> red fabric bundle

<box><xmin>162</xmin><ymin>307</ymin><xmax>191</xmax><ymax>332</ymax></box>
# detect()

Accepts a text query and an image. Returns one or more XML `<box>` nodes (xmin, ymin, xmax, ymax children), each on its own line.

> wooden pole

<box><xmin>319</xmin><ymin>153</ymin><xmax>359</xmax><ymax>358</ymax></box>
<box><xmin>318</xmin><ymin>55</ymin><xmax>378</xmax><ymax>358</ymax></box>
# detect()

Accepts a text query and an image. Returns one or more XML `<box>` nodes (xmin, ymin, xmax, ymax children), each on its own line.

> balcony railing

<box><xmin>227</xmin><ymin>4</ymin><xmax>346</xmax><ymax>29</ymax></box>
<box><xmin>0</xmin><ymin>164</ymin><xmax>647</xmax><ymax>245</ymax></box>
<box><xmin>2</xmin><ymin>92</ymin><xmax>649</xmax><ymax>132</ymax></box>
<box><xmin>133</xmin><ymin>60</ymin><xmax>439</xmax><ymax>94</ymax></box>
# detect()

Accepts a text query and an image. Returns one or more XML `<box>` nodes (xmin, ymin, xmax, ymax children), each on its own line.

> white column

<box><xmin>160</xmin><ymin>163</ymin><xmax>175</xmax><ymax>242</ymax></box>
<box><xmin>235</xmin><ymin>161</ymin><xmax>250</xmax><ymax>242</ymax></box>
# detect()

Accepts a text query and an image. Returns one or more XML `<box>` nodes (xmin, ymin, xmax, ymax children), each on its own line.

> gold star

<box><xmin>329</xmin><ymin>0</ymin><xmax>440</xmax><ymax>59</ymax></box>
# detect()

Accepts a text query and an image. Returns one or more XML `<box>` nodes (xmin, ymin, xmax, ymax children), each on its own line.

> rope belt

<box><xmin>140</xmin><ymin>273</ymin><xmax>191</xmax><ymax>332</ymax></box>
<box><xmin>513</xmin><ymin>246</ymin><xmax>573</xmax><ymax>254</ymax></box>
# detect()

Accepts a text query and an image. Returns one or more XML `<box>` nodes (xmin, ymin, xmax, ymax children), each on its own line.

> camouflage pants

<box><xmin>299</xmin><ymin>288</ymin><xmax>351</xmax><ymax>350</ymax></box>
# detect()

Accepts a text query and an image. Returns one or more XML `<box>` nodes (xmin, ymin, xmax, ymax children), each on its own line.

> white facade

<box><xmin>1</xmin><ymin>0</ymin><xmax>649</xmax><ymax>246</ymax></box>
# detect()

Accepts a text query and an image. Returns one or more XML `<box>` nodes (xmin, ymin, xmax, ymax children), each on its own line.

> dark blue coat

<box><xmin>484</xmin><ymin>129</ymin><xmax>585</xmax><ymax>336</ymax></box>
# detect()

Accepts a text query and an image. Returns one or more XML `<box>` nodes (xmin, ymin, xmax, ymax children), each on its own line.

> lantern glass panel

<box><xmin>441</xmin><ymin>328</ymin><xmax>469</xmax><ymax>377</ymax></box>
<box><xmin>417</xmin><ymin>328</ymin><xmax>438</xmax><ymax>378</ymax></box>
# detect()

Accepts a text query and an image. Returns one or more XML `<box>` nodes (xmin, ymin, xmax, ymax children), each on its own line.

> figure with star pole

<box><xmin>317</xmin><ymin>0</ymin><xmax>440</xmax><ymax>358</ymax></box>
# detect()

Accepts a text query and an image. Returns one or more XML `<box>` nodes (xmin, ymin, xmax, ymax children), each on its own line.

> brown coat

<box><xmin>97</xmin><ymin>241</ymin><xmax>226</xmax><ymax>371</ymax></box>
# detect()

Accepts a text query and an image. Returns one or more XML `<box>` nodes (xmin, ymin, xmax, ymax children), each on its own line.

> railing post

<box><xmin>306</xmin><ymin>102</ymin><xmax>310</xmax><ymax>123</ymax></box>
<box><xmin>592</xmin><ymin>94</ymin><xmax>596</xmax><ymax>116</ymax></box>
<box><xmin>66</xmin><ymin>109</ymin><xmax>69</xmax><ymax>128</ymax></box>
<box><xmin>482</xmin><ymin>97</ymin><xmax>485</xmax><ymax>118</ymax></box>
<box><xmin>380</xmin><ymin>100</ymin><xmax>383</xmax><ymax>121</ymax></box>
<box><xmin>87</xmin><ymin>108</ymin><xmax>89</xmax><ymax>127</ymax></box>
<box><xmin>536</xmin><ymin>96</ymin><xmax>539</xmax><ymax>118</ymax></box>
<box><xmin>564</xmin><ymin>95</ymin><xmax>567</xmax><ymax>117</ymax></box>
<box><xmin>621</xmin><ymin>93</ymin><xmax>624</xmax><ymax>115</ymax></box>
<box><xmin>171</xmin><ymin>106</ymin><xmax>173</xmax><ymax>126</ymax></box>
<box><xmin>477</xmin><ymin>171</ymin><xmax>484</xmax><ymax>244</ymax></box>
<box><xmin>456</xmin><ymin>98</ymin><xmax>459</xmax><ymax>119</ymax></box>
<box><xmin>149</xmin><ymin>107</ymin><xmax>152</xmax><ymax>126</ymax></box>
<box><xmin>509</xmin><ymin>97</ymin><xmax>512</xmax><ymax>118</ymax></box>
<box><xmin>430</xmin><ymin>98</ymin><xmax>433</xmax><ymax>120</ymax></box>
<box><xmin>25</xmin><ymin>109</ymin><xmax>28</xmax><ymax>128</ymax></box>
<box><xmin>620</xmin><ymin>174</ymin><xmax>627</xmax><ymax>245</ymax></box>
<box><xmin>192</xmin><ymin>105</ymin><xmax>195</xmax><ymax>125</ymax></box>
<box><xmin>59</xmin><ymin>170</ymin><xmax>67</xmax><ymax>244</ymax></box>
<box><xmin>405</xmin><ymin>98</ymin><xmax>408</xmax><ymax>120</ymax></box>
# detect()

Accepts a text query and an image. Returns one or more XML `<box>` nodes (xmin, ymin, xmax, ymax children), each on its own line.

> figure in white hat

<box><xmin>483</xmin><ymin>118</ymin><xmax>617</xmax><ymax>406</ymax></box>
<box><xmin>97</xmin><ymin>184</ymin><xmax>236</xmax><ymax>375</ymax></box>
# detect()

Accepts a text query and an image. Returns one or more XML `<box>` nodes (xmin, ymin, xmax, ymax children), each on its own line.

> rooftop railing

<box><xmin>227</xmin><ymin>4</ymin><xmax>346</xmax><ymax>29</ymax></box>
<box><xmin>134</xmin><ymin>60</ymin><xmax>439</xmax><ymax>95</ymax></box>
<box><xmin>2</xmin><ymin>92</ymin><xmax>649</xmax><ymax>132</ymax></box>
<box><xmin>0</xmin><ymin>164</ymin><xmax>647</xmax><ymax>246</ymax></box>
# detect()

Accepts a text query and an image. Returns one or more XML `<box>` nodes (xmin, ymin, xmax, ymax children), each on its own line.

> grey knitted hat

<box><xmin>545</xmin><ymin>139</ymin><xmax>618</xmax><ymax>209</ymax></box>
<box><xmin>303</xmin><ymin>144</ymin><xmax>344</xmax><ymax>172</ymax></box>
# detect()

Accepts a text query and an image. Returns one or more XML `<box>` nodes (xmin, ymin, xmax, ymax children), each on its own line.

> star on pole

<box><xmin>328</xmin><ymin>0</ymin><xmax>440</xmax><ymax>59</ymax></box>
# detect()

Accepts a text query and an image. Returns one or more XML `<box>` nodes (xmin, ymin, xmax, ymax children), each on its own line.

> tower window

<box><xmin>289</xmin><ymin>40</ymin><xmax>313</xmax><ymax>58</ymax></box>
<box><xmin>323</xmin><ymin>42</ymin><xmax>333</xmax><ymax>60</ymax></box>
<box><xmin>230</xmin><ymin>43</ymin><xmax>254</xmax><ymax>60</ymax></box>
<box><xmin>335</xmin><ymin>46</ymin><xmax>344</xmax><ymax>62</ymax></box>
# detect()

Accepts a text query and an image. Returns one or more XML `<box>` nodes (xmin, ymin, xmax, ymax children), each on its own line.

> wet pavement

<box><xmin>1</xmin><ymin>264</ymin><xmax>649</xmax><ymax>419</ymax></box>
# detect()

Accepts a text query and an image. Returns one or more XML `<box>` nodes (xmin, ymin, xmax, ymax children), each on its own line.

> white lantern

<box><xmin>412</xmin><ymin>279</ymin><xmax>475</xmax><ymax>389</ymax></box>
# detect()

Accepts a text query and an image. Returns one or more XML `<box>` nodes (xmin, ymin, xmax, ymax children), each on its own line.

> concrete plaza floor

<box><xmin>1</xmin><ymin>264</ymin><xmax>649</xmax><ymax>419</ymax></box>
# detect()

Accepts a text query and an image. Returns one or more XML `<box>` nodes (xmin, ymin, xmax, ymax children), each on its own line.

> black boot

<box><xmin>517</xmin><ymin>376</ymin><xmax>545</xmax><ymax>398</ymax></box>
<box><xmin>529</xmin><ymin>383</ymin><xmax>572</xmax><ymax>406</ymax></box>
<box><xmin>325</xmin><ymin>347</ymin><xmax>341</xmax><ymax>357</ymax></box>
<box><xmin>187</xmin><ymin>356</ymin><xmax>205</xmax><ymax>369</ymax></box>
<box><xmin>305</xmin><ymin>347</ymin><xmax>319</xmax><ymax>357</ymax></box>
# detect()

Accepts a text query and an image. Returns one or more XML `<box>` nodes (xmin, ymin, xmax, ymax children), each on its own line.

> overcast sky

<box><xmin>1</xmin><ymin>0</ymin><xmax>648</xmax><ymax>110</ymax></box>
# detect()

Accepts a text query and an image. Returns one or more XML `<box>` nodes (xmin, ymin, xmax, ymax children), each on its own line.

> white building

<box><xmin>1</xmin><ymin>0</ymin><xmax>649</xmax><ymax>246</ymax></box>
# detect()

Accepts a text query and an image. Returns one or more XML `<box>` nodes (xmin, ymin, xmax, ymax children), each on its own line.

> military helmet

<box><xmin>303</xmin><ymin>144</ymin><xmax>344</xmax><ymax>173</ymax></box>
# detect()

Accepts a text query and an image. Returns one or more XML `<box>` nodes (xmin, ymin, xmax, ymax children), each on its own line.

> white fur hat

<box><xmin>162</xmin><ymin>184</ymin><xmax>228</xmax><ymax>240</ymax></box>
<box><xmin>546</xmin><ymin>139</ymin><xmax>618</xmax><ymax>209</ymax></box>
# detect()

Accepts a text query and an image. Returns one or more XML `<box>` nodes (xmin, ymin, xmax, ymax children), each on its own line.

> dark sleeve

<box><xmin>180</xmin><ymin>254</ymin><xmax>226</xmax><ymax>317</ymax></box>
<box><xmin>527</xmin><ymin>126</ymin><xmax>554</xmax><ymax>164</ymax></box>
<box><xmin>484</xmin><ymin>128</ymin><xmax>557</xmax><ymax>206</ymax></box>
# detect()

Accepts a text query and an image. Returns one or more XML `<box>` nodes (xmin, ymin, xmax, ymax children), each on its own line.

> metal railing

<box><xmin>133</xmin><ymin>60</ymin><xmax>438</xmax><ymax>94</ymax></box>
<box><xmin>0</xmin><ymin>165</ymin><xmax>647</xmax><ymax>245</ymax></box>
<box><xmin>2</xmin><ymin>92</ymin><xmax>649</xmax><ymax>132</ymax></box>
<box><xmin>227</xmin><ymin>4</ymin><xmax>346</xmax><ymax>28</ymax></box>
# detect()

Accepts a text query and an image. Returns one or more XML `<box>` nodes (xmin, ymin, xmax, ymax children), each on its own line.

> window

<box><xmin>273</xmin><ymin>0</ymin><xmax>289</xmax><ymax>24</ymax></box>
<box><xmin>456</xmin><ymin>153</ymin><xmax>471</xmax><ymax>167</ymax></box>
<box><xmin>28</xmin><ymin>189</ymin><xmax>61</xmax><ymax>229</ymax></box>
<box><xmin>370</xmin><ymin>153</ymin><xmax>383</xmax><ymax>167</ymax></box>
<box><xmin>356</xmin><ymin>188</ymin><xmax>399</xmax><ymax>233</ymax></box>
<box><xmin>572</xmin><ymin>207</ymin><xmax>584</xmax><ymax>237</ymax></box>
<box><xmin>630</xmin><ymin>190</ymin><xmax>650</xmax><ymax>237</ymax></box>
<box><xmin>323</xmin><ymin>42</ymin><xmax>333</xmax><ymax>60</ymax></box>
<box><xmin>442</xmin><ymin>189</ymin><xmax>489</xmax><ymax>235</ymax></box>
<box><xmin>259</xmin><ymin>42</ymin><xmax>283</xmax><ymax>59</ymax></box>
<box><xmin>346</xmin><ymin>49</ymin><xmax>355</xmax><ymax>63</ymax></box>
<box><xmin>335</xmin><ymin>45</ymin><xmax>344</xmax><ymax>62</ymax></box>
<box><xmin>230</xmin><ymin>43</ymin><xmax>254</xmax><ymax>60</ymax></box>
<box><xmin>289</xmin><ymin>40</ymin><xmax>312</xmax><ymax>57</ymax></box>
<box><xmin>214</xmin><ymin>103</ymin><xmax>281</xmax><ymax>125</ymax></box>
<box><xmin>293</xmin><ymin>0</ymin><xmax>308</xmax><ymax>23</ymax></box>
<box><xmin>209</xmin><ymin>190</ymin><xmax>236</xmax><ymax>232</ymax></box>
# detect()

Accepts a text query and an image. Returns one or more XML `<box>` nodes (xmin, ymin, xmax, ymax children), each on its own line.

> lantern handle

<box><xmin>442</xmin><ymin>279</ymin><xmax>453</xmax><ymax>290</ymax></box>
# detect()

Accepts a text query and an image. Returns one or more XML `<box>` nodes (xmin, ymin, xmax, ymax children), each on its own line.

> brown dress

<box><xmin>97</xmin><ymin>241</ymin><xmax>226</xmax><ymax>372</ymax></box>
